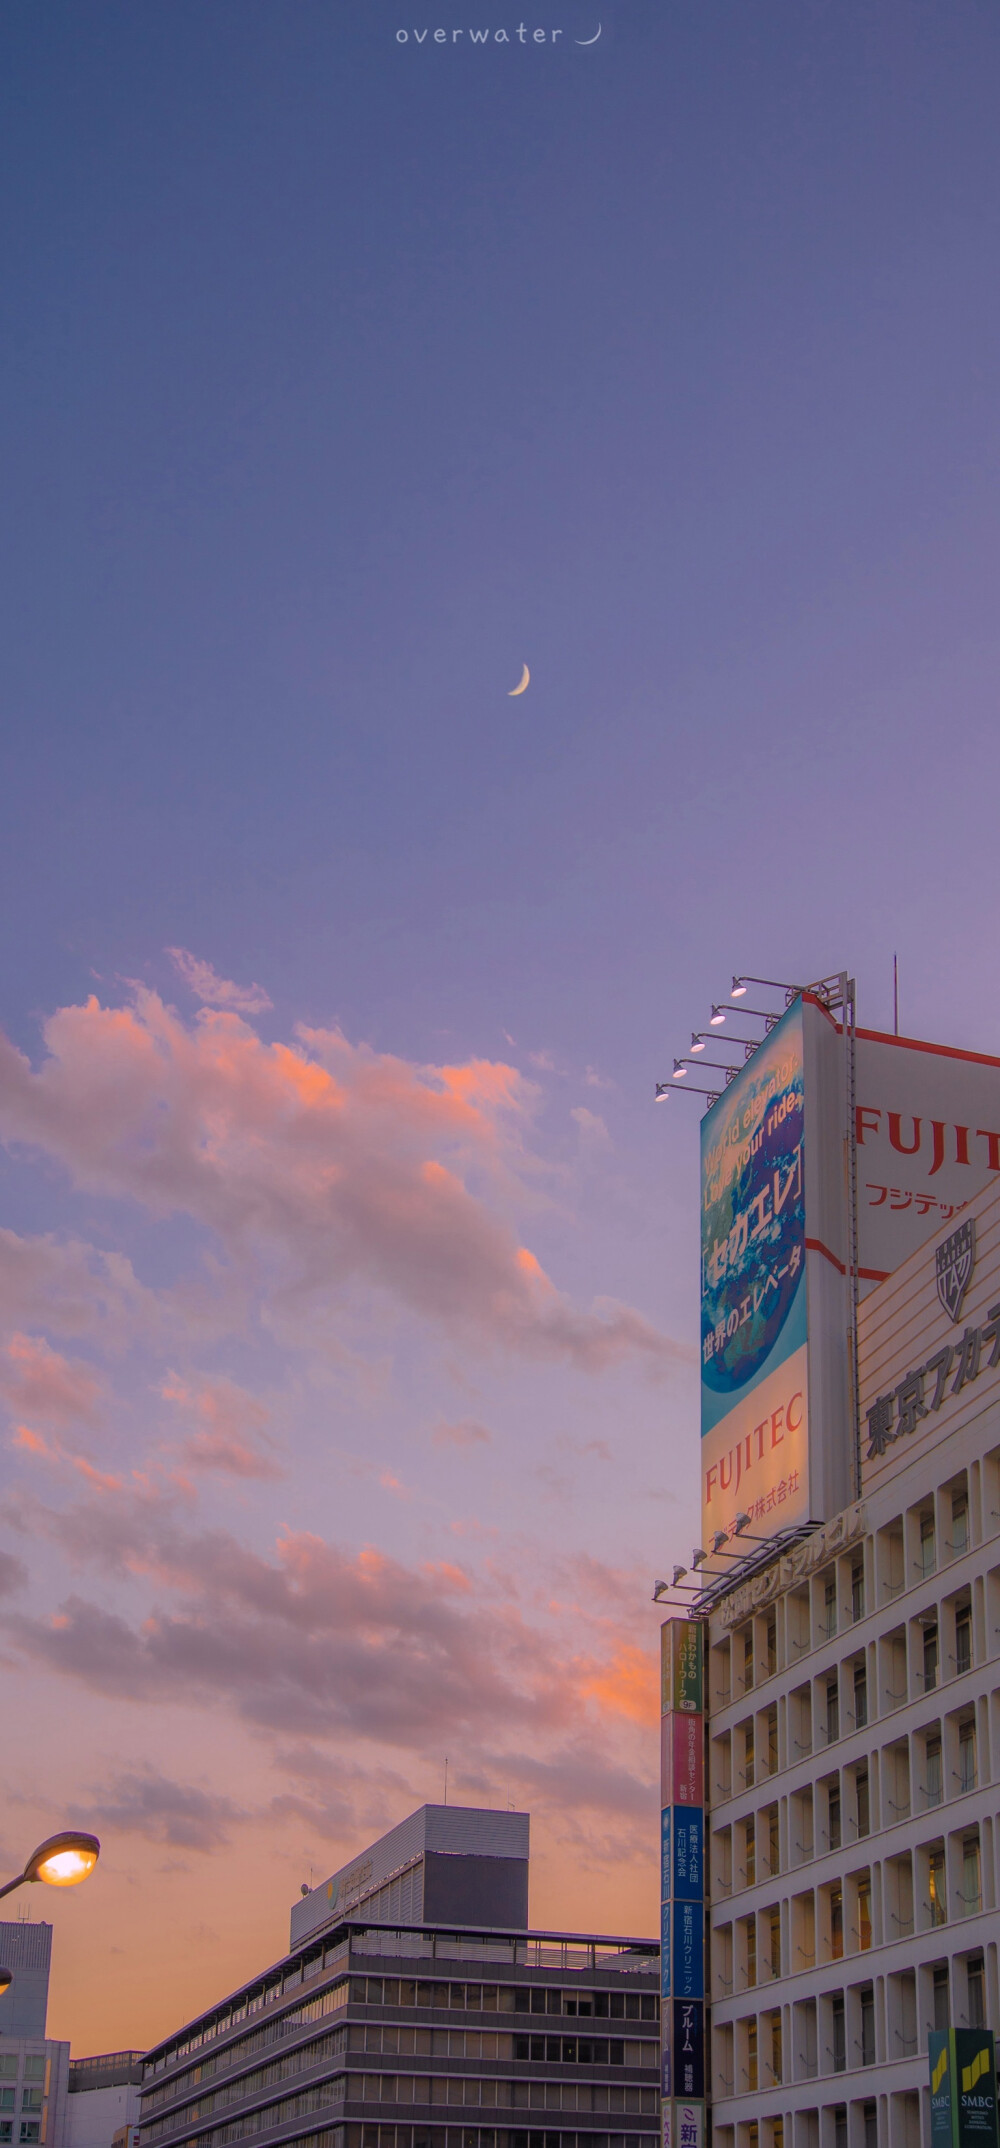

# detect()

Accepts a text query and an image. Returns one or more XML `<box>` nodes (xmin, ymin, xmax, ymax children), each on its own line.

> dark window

<box><xmin>952</xmin><ymin>1493</ymin><xmax>969</xmax><ymax>1554</ymax></box>
<box><xmin>854</xmin><ymin>1662</ymin><xmax>868</xmax><ymax>1730</ymax></box>
<box><xmin>742</xmin><ymin>1629</ymin><xmax>755</xmax><ymax>1692</ymax></box>
<box><xmin>857</xmin><ymin>1771</ymin><xmax>870</xmax><ymax>1839</ymax></box>
<box><xmin>933</xmin><ymin>1966</ymin><xmax>950</xmax><ymax>2031</ymax></box>
<box><xmin>968</xmin><ymin>1957</ymin><xmax>986</xmax><ymax>2029</ymax></box>
<box><xmin>530</xmin><ymin>1991</ymin><xmax>546</xmax><ymax>2015</ymax></box>
<box><xmin>826</xmin><ymin>1677</ymin><xmax>840</xmax><ymax>1745</ymax></box>
<box><xmin>640</xmin><ymin>1997</ymin><xmax>657</xmax><ymax>2023</ymax></box>
<box><xmin>767</xmin><ymin>1809</ymin><xmax>779</xmax><ymax>1877</ymax></box>
<box><xmin>834</xmin><ymin>2110</ymin><xmax>847</xmax><ymax>2148</ymax></box>
<box><xmin>830</xmin><ymin>1886</ymin><xmax>843</xmax><ymax>1960</ymax></box>
<box><xmin>923</xmin><ymin>1623</ymin><xmax>939</xmax><ymax>1692</ymax></box>
<box><xmin>959</xmin><ymin>1721</ymin><xmax>977</xmax><ymax>1793</ymax></box>
<box><xmin>956</xmin><ymin>1603</ymin><xmax>972</xmax><ymax>1676</ymax></box>
<box><xmin>926</xmin><ymin>1736</ymin><xmax>943</xmax><ymax>1805</ymax></box>
<box><xmin>851</xmin><ymin>1559</ymin><xmax>865</xmax><ymax>1623</ymax></box>
<box><xmin>832</xmin><ymin>1995</ymin><xmax>845</xmax><ymax>2072</ymax></box>
<box><xmin>745</xmin><ymin>1823</ymin><xmax>756</xmax><ymax>1887</ymax></box>
<box><xmin>765</xmin><ymin>1613</ymin><xmax>777</xmax><ymax>1676</ymax></box>
<box><xmin>829</xmin><ymin>1785</ymin><xmax>841</xmax><ymax>1852</ymax></box>
<box><xmin>860</xmin><ymin>1985</ymin><xmax>875</xmax><ymax>2066</ymax></box>
<box><xmin>864</xmin><ymin>2101</ymin><xmax>877</xmax><ymax>2148</ymax></box>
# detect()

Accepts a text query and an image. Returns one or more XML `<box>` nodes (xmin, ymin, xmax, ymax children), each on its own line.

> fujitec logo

<box><xmin>936</xmin><ymin>1217</ymin><xmax>976</xmax><ymax>1324</ymax></box>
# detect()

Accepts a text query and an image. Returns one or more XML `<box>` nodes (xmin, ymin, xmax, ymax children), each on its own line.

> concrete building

<box><xmin>0</xmin><ymin>1923</ymin><xmax>71</xmax><ymax>2148</ymax></box>
<box><xmin>703</xmin><ymin>1168</ymin><xmax>1000</xmax><ymax>2148</ymax></box>
<box><xmin>66</xmin><ymin>2056</ymin><xmax>143</xmax><ymax>2148</ymax></box>
<box><xmin>138</xmin><ymin>1805</ymin><xmax>660</xmax><ymax>2148</ymax></box>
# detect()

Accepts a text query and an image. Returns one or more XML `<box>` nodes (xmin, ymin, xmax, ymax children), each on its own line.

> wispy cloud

<box><xmin>70</xmin><ymin>1766</ymin><xmax>247</xmax><ymax>1851</ymax></box>
<box><xmin>432</xmin><ymin>1418</ymin><xmax>492</xmax><ymax>1449</ymax></box>
<box><xmin>162</xmin><ymin>1373</ymin><xmax>284</xmax><ymax>1480</ymax></box>
<box><xmin>166</xmin><ymin>948</ymin><xmax>273</xmax><ymax>1015</ymax></box>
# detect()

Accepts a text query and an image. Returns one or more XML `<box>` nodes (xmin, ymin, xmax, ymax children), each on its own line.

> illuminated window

<box><xmin>744</xmin><ymin>1823</ymin><xmax>756</xmax><ymax>1888</ymax></box>
<box><xmin>857</xmin><ymin>1873</ymin><xmax>872</xmax><ymax>1950</ymax></box>
<box><xmin>929</xmin><ymin>1849</ymin><xmax>947</xmax><ymax>1926</ymax></box>
<box><xmin>747</xmin><ymin>2018</ymin><xmax>758</xmax><ymax>2092</ymax></box>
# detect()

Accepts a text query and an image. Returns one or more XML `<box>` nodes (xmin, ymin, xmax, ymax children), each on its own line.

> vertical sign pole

<box><xmin>661</xmin><ymin>1622</ymin><xmax>707</xmax><ymax>2148</ymax></box>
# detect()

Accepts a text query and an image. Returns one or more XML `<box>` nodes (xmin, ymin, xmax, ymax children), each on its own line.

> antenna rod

<box><xmin>893</xmin><ymin>952</ymin><xmax>899</xmax><ymax>1036</ymax></box>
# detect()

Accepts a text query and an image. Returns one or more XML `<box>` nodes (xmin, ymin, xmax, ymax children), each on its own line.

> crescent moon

<box><xmin>508</xmin><ymin>664</ymin><xmax>530</xmax><ymax>696</ymax></box>
<box><xmin>575</xmin><ymin>23</ymin><xmax>602</xmax><ymax>42</ymax></box>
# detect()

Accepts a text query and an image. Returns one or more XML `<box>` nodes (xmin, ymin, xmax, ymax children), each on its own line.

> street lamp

<box><xmin>0</xmin><ymin>1969</ymin><xmax>11</xmax><ymax>1997</ymax></box>
<box><xmin>0</xmin><ymin>1833</ymin><xmax>100</xmax><ymax>1905</ymax></box>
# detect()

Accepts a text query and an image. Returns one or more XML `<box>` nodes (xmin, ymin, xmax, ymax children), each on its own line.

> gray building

<box><xmin>0</xmin><ymin>1922</ymin><xmax>70</xmax><ymax>2148</ymax></box>
<box><xmin>139</xmin><ymin>1805</ymin><xmax>660</xmax><ymax>2148</ymax></box>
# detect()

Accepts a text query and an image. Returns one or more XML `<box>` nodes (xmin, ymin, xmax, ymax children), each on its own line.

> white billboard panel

<box><xmin>854</xmin><ymin>1029</ymin><xmax>1000</xmax><ymax>1286</ymax></box>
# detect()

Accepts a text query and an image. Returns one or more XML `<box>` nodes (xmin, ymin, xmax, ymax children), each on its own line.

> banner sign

<box><xmin>660</xmin><ymin>1621</ymin><xmax>703</xmax><ymax>1714</ymax></box>
<box><xmin>670</xmin><ymin>1808</ymin><xmax>704</xmax><ymax>1902</ymax></box>
<box><xmin>664</xmin><ymin>1712</ymin><xmax>703</xmax><ymax>1807</ymax></box>
<box><xmin>854</xmin><ymin>1031</ymin><xmax>1000</xmax><ymax>1283</ymax></box>
<box><xmin>671</xmin><ymin>1899</ymin><xmax>703</xmax><ymax>1998</ymax></box>
<box><xmin>660</xmin><ymin>1901</ymin><xmax>670</xmax><ymax>2000</ymax></box>
<box><xmin>929</xmin><ymin>2031</ymin><xmax>999</xmax><ymax>2148</ymax></box>
<box><xmin>671</xmin><ymin>2001</ymin><xmax>705</xmax><ymax>2099</ymax></box>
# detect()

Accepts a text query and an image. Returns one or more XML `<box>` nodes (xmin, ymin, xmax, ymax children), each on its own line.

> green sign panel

<box><xmin>929</xmin><ymin>2031</ymin><xmax>999</xmax><ymax>2148</ymax></box>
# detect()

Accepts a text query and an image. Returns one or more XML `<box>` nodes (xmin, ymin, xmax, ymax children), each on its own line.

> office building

<box><xmin>138</xmin><ymin>1805</ymin><xmax>660</xmax><ymax>2148</ymax></box>
<box><xmin>0</xmin><ymin>1923</ymin><xmax>71</xmax><ymax>2148</ymax></box>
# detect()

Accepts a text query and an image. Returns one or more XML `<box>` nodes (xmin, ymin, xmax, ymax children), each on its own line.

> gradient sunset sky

<box><xmin>3</xmin><ymin>0</ymin><xmax>1000</xmax><ymax>2059</ymax></box>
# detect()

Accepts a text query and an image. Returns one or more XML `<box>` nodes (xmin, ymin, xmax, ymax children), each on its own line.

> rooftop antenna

<box><xmin>893</xmin><ymin>953</ymin><xmax>899</xmax><ymax>1036</ymax></box>
<box><xmin>444</xmin><ymin>1757</ymin><xmax>448</xmax><ymax>1806</ymax></box>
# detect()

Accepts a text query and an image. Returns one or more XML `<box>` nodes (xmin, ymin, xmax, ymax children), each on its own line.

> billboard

<box><xmin>854</xmin><ymin>1029</ymin><xmax>1000</xmax><ymax>1284</ymax></box>
<box><xmin>929</xmin><ymin>2031</ymin><xmax>999</xmax><ymax>2148</ymax></box>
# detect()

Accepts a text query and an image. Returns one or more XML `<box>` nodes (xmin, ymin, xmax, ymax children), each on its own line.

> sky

<box><xmin>2</xmin><ymin>0</ymin><xmax>1000</xmax><ymax>2059</ymax></box>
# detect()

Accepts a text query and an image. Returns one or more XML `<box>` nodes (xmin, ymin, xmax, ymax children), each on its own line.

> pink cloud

<box><xmin>0</xmin><ymin>1333</ymin><xmax>102</xmax><ymax>1427</ymax></box>
<box><xmin>433</xmin><ymin>1417</ymin><xmax>492</xmax><ymax>1449</ymax></box>
<box><xmin>0</xmin><ymin>990</ymin><xmax>682</xmax><ymax>1374</ymax></box>
<box><xmin>166</xmin><ymin>948</ymin><xmax>273</xmax><ymax>1015</ymax></box>
<box><xmin>161</xmin><ymin>1373</ymin><xmax>283</xmax><ymax>1480</ymax></box>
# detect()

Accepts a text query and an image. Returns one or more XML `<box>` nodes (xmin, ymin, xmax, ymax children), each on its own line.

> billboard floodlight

<box><xmin>672</xmin><ymin>1565</ymin><xmax>688</xmax><ymax>1585</ymax></box>
<box><xmin>709</xmin><ymin>1006</ymin><xmax>727</xmax><ymax>1025</ymax></box>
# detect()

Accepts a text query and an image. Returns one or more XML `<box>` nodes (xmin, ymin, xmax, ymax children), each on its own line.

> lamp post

<box><xmin>0</xmin><ymin>1832</ymin><xmax>100</xmax><ymax>1905</ymax></box>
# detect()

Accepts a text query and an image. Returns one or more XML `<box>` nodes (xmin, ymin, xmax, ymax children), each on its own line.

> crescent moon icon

<box><xmin>575</xmin><ymin>23</ymin><xmax>602</xmax><ymax>42</ymax></box>
<box><xmin>508</xmin><ymin>664</ymin><xmax>530</xmax><ymax>696</ymax></box>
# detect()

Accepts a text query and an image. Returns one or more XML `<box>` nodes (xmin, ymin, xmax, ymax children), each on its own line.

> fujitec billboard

<box><xmin>701</xmin><ymin>998</ymin><xmax>812</xmax><ymax>1539</ymax></box>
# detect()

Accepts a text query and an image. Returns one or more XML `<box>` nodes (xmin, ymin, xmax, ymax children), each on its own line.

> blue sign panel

<box><xmin>661</xmin><ymin>1807</ymin><xmax>671</xmax><ymax>1901</ymax></box>
<box><xmin>660</xmin><ymin>1900</ymin><xmax>671</xmax><ymax>1999</ymax></box>
<box><xmin>671</xmin><ymin>1898</ymin><xmax>704</xmax><ymax>1999</ymax></box>
<box><xmin>671</xmin><ymin>1807</ymin><xmax>704</xmax><ymax>1903</ymax></box>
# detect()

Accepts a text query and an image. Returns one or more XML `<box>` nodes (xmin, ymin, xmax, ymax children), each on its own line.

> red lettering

<box><xmin>706</xmin><ymin>1464</ymin><xmax>718</xmax><ymax>1504</ymax></box>
<box><xmin>956</xmin><ymin>1125</ymin><xmax>971</xmax><ymax>1166</ymax></box>
<box><xmin>754</xmin><ymin>1420</ymin><xmax>767</xmax><ymax>1460</ymax></box>
<box><xmin>720</xmin><ymin>1453</ymin><xmax>733</xmax><ymax>1490</ymax></box>
<box><xmin>787</xmin><ymin>1391</ymin><xmax>804</xmax><ymax>1432</ymax></box>
<box><xmin>888</xmin><ymin>1112</ymin><xmax>921</xmax><ymax>1156</ymax></box>
<box><xmin>770</xmin><ymin>1408</ymin><xmax>785</xmax><ymax>1446</ymax></box>
<box><xmin>856</xmin><ymin>1106</ymin><xmax>881</xmax><ymax>1145</ymax></box>
<box><xmin>977</xmin><ymin>1128</ymin><xmax>1000</xmax><ymax>1172</ymax></box>
<box><xmin>929</xmin><ymin>1120</ymin><xmax>945</xmax><ymax>1177</ymax></box>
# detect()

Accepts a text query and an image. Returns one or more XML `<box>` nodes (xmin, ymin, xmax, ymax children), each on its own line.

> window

<box><xmin>829</xmin><ymin>1783</ymin><xmax>842</xmax><ymax>1852</ymax></box>
<box><xmin>962</xmin><ymin>1837</ymin><xmax>982</xmax><ymax>1915</ymax></box>
<box><xmin>956</xmin><ymin>1602</ymin><xmax>972</xmax><ymax>1676</ymax></box>
<box><xmin>0</xmin><ymin>2099</ymin><xmax>12</xmax><ymax>2116</ymax></box>
<box><xmin>834</xmin><ymin>2107</ymin><xmax>847</xmax><ymax>2148</ymax></box>
<box><xmin>929</xmin><ymin>1848</ymin><xmax>947</xmax><ymax>1926</ymax></box>
<box><xmin>952</xmin><ymin>1492</ymin><xmax>969</xmax><ymax>1555</ymax></box>
<box><xmin>745</xmin><ymin>1822</ymin><xmax>756</xmax><ymax>1887</ymax></box>
<box><xmin>19</xmin><ymin>2071</ymin><xmax>42</xmax><ymax>2089</ymax></box>
<box><xmin>824</xmin><ymin>1575</ymin><xmax>837</xmax><ymax>1637</ymax></box>
<box><xmin>767</xmin><ymin>1808</ymin><xmax>779</xmax><ymax>1877</ymax></box>
<box><xmin>832</xmin><ymin>1994</ymin><xmax>845</xmax><ymax>2072</ymax></box>
<box><xmin>968</xmin><ymin>1957</ymin><xmax>986</xmax><ymax>2029</ymax></box>
<box><xmin>765</xmin><ymin>1612</ymin><xmax>777</xmax><ymax>1677</ymax></box>
<box><xmin>766</xmin><ymin>1706</ymin><xmax>778</xmax><ymax>1775</ymax></box>
<box><xmin>746</xmin><ymin>1919</ymin><xmax>757</xmax><ymax>1988</ymax></box>
<box><xmin>923</xmin><ymin>1622</ymin><xmax>939</xmax><ymax>1691</ymax></box>
<box><xmin>744</xmin><ymin>1724</ymin><xmax>755</xmax><ymax>1789</ymax></box>
<box><xmin>769</xmin><ymin>2011</ymin><xmax>782</xmax><ymax>2084</ymax></box>
<box><xmin>826</xmin><ymin>1677</ymin><xmax>839</xmax><ymax>1745</ymax></box>
<box><xmin>933</xmin><ymin>1965</ymin><xmax>950</xmax><ymax>2031</ymax></box>
<box><xmin>856</xmin><ymin>1770</ymin><xmax>870</xmax><ymax>1840</ymax></box>
<box><xmin>860</xmin><ymin>1985</ymin><xmax>875</xmax><ymax>2066</ymax></box>
<box><xmin>863</xmin><ymin>2100</ymin><xmax>877</xmax><ymax>2148</ymax></box>
<box><xmin>18</xmin><ymin>2099</ymin><xmax>40</xmax><ymax>2118</ymax></box>
<box><xmin>959</xmin><ymin>1719</ymin><xmax>977</xmax><ymax>1793</ymax></box>
<box><xmin>926</xmin><ymin>1734</ymin><xmax>943</xmax><ymax>1805</ymax></box>
<box><xmin>19</xmin><ymin>2128</ymin><xmax>39</xmax><ymax>2145</ymax></box>
<box><xmin>853</xmin><ymin>1660</ymin><xmax>868</xmax><ymax>1729</ymax></box>
<box><xmin>920</xmin><ymin>1511</ymin><xmax>936</xmax><ymax>1576</ymax></box>
<box><xmin>0</xmin><ymin>2065</ymin><xmax>14</xmax><ymax>2083</ymax></box>
<box><xmin>0</xmin><ymin>2126</ymin><xmax>10</xmax><ymax>2145</ymax></box>
<box><xmin>768</xmin><ymin>1907</ymin><xmax>781</xmax><ymax>1979</ymax></box>
<box><xmin>742</xmin><ymin>1628</ymin><xmax>755</xmax><ymax>1693</ymax></box>
<box><xmin>851</xmin><ymin>1557</ymin><xmax>865</xmax><ymax>1623</ymax></box>
<box><xmin>857</xmin><ymin>1874</ymin><xmax>872</xmax><ymax>1950</ymax></box>
<box><xmin>747</xmin><ymin>2017</ymin><xmax>758</xmax><ymax>2092</ymax></box>
<box><xmin>830</xmin><ymin>1886</ymin><xmax>844</xmax><ymax>1960</ymax></box>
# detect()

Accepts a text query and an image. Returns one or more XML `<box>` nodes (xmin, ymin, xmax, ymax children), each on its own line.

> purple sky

<box><xmin>2</xmin><ymin>0</ymin><xmax>1000</xmax><ymax>2055</ymax></box>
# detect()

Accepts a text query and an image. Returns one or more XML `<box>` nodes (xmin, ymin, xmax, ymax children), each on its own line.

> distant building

<box><xmin>0</xmin><ymin>1920</ymin><xmax>142</xmax><ymax>2148</ymax></box>
<box><xmin>0</xmin><ymin>1922</ymin><xmax>70</xmax><ymax>2148</ymax></box>
<box><xmin>139</xmin><ymin>1804</ymin><xmax>660</xmax><ymax>2148</ymax></box>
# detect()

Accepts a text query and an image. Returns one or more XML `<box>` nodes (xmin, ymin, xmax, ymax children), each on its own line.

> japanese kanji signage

<box><xmin>664</xmin><ymin>1710</ymin><xmax>703</xmax><ymax>1805</ymax></box>
<box><xmin>660</xmin><ymin>1622</ymin><xmax>706</xmax><ymax>2148</ymax></box>
<box><xmin>854</xmin><ymin>1028</ymin><xmax>1000</xmax><ymax>1284</ymax></box>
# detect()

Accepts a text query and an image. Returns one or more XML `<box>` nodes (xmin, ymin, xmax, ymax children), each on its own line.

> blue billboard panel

<box><xmin>670</xmin><ymin>1807</ymin><xmax>704</xmax><ymax>1902</ymax></box>
<box><xmin>661</xmin><ymin>1807</ymin><xmax>671</xmax><ymax>1900</ymax></box>
<box><xmin>671</xmin><ymin>1898</ymin><xmax>703</xmax><ymax>1999</ymax></box>
<box><xmin>660</xmin><ymin>1900</ymin><xmax>671</xmax><ymax>1999</ymax></box>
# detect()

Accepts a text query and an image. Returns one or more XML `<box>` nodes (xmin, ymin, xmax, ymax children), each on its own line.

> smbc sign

<box><xmin>930</xmin><ymin>2031</ymin><xmax>999</xmax><ymax>2148</ymax></box>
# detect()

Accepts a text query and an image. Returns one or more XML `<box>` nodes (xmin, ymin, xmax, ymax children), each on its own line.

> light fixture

<box><xmin>710</xmin><ymin>1006</ymin><xmax>727</xmax><ymax>1025</ymax></box>
<box><xmin>0</xmin><ymin>1832</ymin><xmax>100</xmax><ymax>1904</ymax></box>
<box><xmin>653</xmin><ymin>1580</ymin><xmax>669</xmax><ymax>1601</ymax></box>
<box><xmin>733</xmin><ymin>1512</ymin><xmax>752</xmax><ymax>1534</ymax></box>
<box><xmin>731</xmin><ymin>977</ymin><xmax>748</xmax><ymax>997</ymax></box>
<box><xmin>690</xmin><ymin>1034</ymin><xmax>705</xmax><ymax>1052</ymax></box>
<box><xmin>732</xmin><ymin>974</ymin><xmax>802</xmax><ymax>999</ymax></box>
<box><xmin>0</xmin><ymin>1968</ymin><xmax>11</xmax><ymax>1998</ymax></box>
<box><xmin>672</xmin><ymin>1565</ymin><xmax>688</xmax><ymax>1586</ymax></box>
<box><xmin>710</xmin><ymin>1529</ymin><xmax>729</xmax><ymax>1554</ymax></box>
<box><xmin>691</xmin><ymin>1548</ymin><xmax>707</xmax><ymax>1569</ymax></box>
<box><xmin>672</xmin><ymin>1060</ymin><xmax>688</xmax><ymax>1078</ymax></box>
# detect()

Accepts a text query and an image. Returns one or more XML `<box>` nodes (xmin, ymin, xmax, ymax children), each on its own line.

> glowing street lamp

<box><xmin>0</xmin><ymin>1969</ymin><xmax>11</xmax><ymax>1997</ymax></box>
<box><xmin>0</xmin><ymin>1833</ymin><xmax>100</xmax><ymax>1905</ymax></box>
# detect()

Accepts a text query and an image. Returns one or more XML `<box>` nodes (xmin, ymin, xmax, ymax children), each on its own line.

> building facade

<box><xmin>0</xmin><ymin>1922</ymin><xmax>71</xmax><ymax>2148</ymax></box>
<box><xmin>703</xmin><ymin>1167</ymin><xmax>1000</xmax><ymax>2148</ymax></box>
<box><xmin>138</xmin><ymin>1807</ymin><xmax>660</xmax><ymax>2148</ymax></box>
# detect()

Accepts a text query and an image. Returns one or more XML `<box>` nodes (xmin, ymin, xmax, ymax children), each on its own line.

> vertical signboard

<box><xmin>701</xmin><ymin>996</ymin><xmax>810</xmax><ymax>1541</ymax></box>
<box><xmin>660</xmin><ymin>1621</ymin><xmax>705</xmax><ymax>2148</ymax></box>
<box><xmin>929</xmin><ymin>2031</ymin><xmax>999</xmax><ymax>2148</ymax></box>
